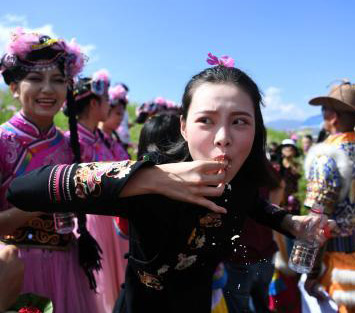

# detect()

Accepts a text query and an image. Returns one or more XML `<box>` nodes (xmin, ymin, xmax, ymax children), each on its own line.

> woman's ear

<box><xmin>89</xmin><ymin>97</ymin><xmax>99</xmax><ymax>109</ymax></box>
<box><xmin>9</xmin><ymin>82</ymin><xmax>19</xmax><ymax>99</ymax></box>
<box><xmin>180</xmin><ymin>115</ymin><xmax>187</xmax><ymax>141</ymax></box>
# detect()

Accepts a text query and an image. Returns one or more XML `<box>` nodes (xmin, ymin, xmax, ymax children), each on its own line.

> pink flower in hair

<box><xmin>64</xmin><ymin>38</ymin><xmax>86</xmax><ymax>76</ymax></box>
<box><xmin>154</xmin><ymin>97</ymin><xmax>166</xmax><ymax>105</ymax></box>
<box><xmin>166</xmin><ymin>100</ymin><xmax>176</xmax><ymax>108</ymax></box>
<box><xmin>290</xmin><ymin>133</ymin><xmax>298</xmax><ymax>141</ymax></box>
<box><xmin>109</xmin><ymin>84</ymin><xmax>128</xmax><ymax>101</ymax></box>
<box><xmin>206</xmin><ymin>52</ymin><xmax>235</xmax><ymax>68</ymax></box>
<box><xmin>91</xmin><ymin>69</ymin><xmax>110</xmax><ymax>96</ymax></box>
<box><xmin>92</xmin><ymin>69</ymin><xmax>110</xmax><ymax>85</ymax></box>
<box><xmin>7</xmin><ymin>27</ymin><xmax>39</xmax><ymax>59</ymax></box>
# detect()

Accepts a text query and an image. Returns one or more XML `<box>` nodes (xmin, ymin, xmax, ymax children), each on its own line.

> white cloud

<box><xmin>262</xmin><ymin>86</ymin><xmax>307</xmax><ymax>122</ymax></box>
<box><xmin>0</xmin><ymin>14</ymin><xmax>97</xmax><ymax>63</ymax></box>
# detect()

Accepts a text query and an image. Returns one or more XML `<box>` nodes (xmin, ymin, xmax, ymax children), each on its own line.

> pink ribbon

<box><xmin>206</xmin><ymin>52</ymin><xmax>235</xmax><ymax>68</ymax></box>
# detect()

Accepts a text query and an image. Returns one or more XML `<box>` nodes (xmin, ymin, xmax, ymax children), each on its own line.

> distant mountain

<box><xmin>266</xmin><ymin>119</ymin><xmax>303</xmax><ymax>131</ymax></box>
<box><xmin>300</xmin><ymin>114</ymin><xmax>323</xmax><ymax>128</ymax></box>
<box><xmin>266</xmin><ymin>114</ymin><xmax>322</xmax><ymax>131</ymax></box>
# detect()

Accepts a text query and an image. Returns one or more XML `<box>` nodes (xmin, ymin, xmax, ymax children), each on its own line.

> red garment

<box><xmin>269</xmin><ymin>272</ymin><xmax>301</xmax><ymax>313</ymax></box>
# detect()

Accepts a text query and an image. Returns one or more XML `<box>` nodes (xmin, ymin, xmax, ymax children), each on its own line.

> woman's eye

<box><xmin>27</xmin><ymin>76</ymin><xmax>42</xmax><ymax>82</ymax></box>
<box><xmin>233</xmin><ymin>118</ymin><xmax>248</xmax><ymax>125</ymax></box>
<box><xmin>197</xmin><ymin>117</ymin><xmax>212</xmax><ymax>124</ymax></box>
<box><xmin>54</xmin><ymin>78</ymin><xmax>66</xmax><ymax>84</ymax></box>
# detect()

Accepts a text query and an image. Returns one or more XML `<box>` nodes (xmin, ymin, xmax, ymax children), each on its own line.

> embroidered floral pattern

<box><xmin>2</xmin><ymin>133</ymin><xmax>20</xmax><ymax>164</ymax></box>
<box><xmin>187</xmin><ymin>229</ymin><xmax>206</xmax><ymax>249</ymax></box>
<box><xmin>305</xmin><ymin>155</ymin><xmax>342</xmax><ymax>214</ymax></box>
<box><xmin>157</xmin><ymin>264</ymin><xmax>170</xmax><ymax>275</ymax></box>
<box><xmin>2</xmin><ymin>216</ymin><xmax>72</xmax><ymax>248</ymax></box>
<box><xmin>137</xmin><ymin>270</ymin><xmax>164</xmax><ymax>290</ymax></box>
<box><xmin>175</xmin><ymin>253</ymin><xmax>197</xmax><ymax>270</ymax></box>
<box><xmin>74</xmin><ymin>160</ymin><xmax>134</xmax><ymax>199</ymax></box>
<box><xmin>332</xmin><ymin>199</ymin><xmax>355</xmax><ymax>236</ymax></box>
<box><xmin>199</xmin><ymin>213</ymin><xmax>222</xmax><ymax>228</ymax></box>
<box><xmin>305</xmin><ymin>133</ymin><xmax>355</xmax><ymax>249</ymax></box>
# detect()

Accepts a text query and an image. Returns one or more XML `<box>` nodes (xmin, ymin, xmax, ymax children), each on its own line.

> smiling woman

<box><xmin>0</xmin><ymin>28</ymin><xmax>102</xmax><ymax>313</ymax></box>
<box><xmin>9</xmin><ymin>68</ymin><xmax>67</xmax><ymax>131</ymax></box>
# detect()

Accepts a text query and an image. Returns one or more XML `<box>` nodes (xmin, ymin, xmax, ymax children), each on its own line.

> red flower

<box><xmin>18</xmin><ymin>307</ymin><xmax>42</xmax><ymax>313</ymax></box>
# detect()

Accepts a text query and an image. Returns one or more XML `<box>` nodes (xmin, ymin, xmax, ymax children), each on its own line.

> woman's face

<box><xmin>103</xmin><ymin>105</ymin><xmax>124</xmax><ymax>130</ymax></box>
<box><xmin>90</xmin><ymin>93</ymin><xmax>110</xmax><ymax>123</ymax></box>
<box><xmin>302</xmin><ymin>137</ymin><xmax>312</xmax><ymax>152</ymax></box>
<box><xmin>10</xmin><ymin>67</ymin><xmax>67</xmax><ymax>129</ymax></box>
<box><xmin>180</xmin><ymin>83</ymin><xmax>255</xmax><ymax>183</ymax></box>
<box><xmin>282</xmin><ymin>145</ymin><xmax>296</xmax><ymax>158</ymax></box>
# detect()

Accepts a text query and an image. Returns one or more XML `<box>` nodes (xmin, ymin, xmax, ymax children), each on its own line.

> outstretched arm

<box><xmin>8</xmin><ymin>160</ymin><xmax>227</xmax><ymax>216</ymax></box>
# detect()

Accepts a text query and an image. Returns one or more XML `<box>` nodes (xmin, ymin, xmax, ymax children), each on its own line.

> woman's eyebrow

<box><xmin>194</xmin><ymin>110</ymin><xmax>253</xmax><ymax>117</ymax></box>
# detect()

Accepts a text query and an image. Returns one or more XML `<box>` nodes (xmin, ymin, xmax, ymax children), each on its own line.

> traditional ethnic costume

<box><xmin>0</xmin><ymin>28</ymin><xmax>101</xmax><ymax>313</ymax></box>
<box><xmin>304</xmin><ymin>132</ymin><xmax>355</xmax><ymax>312</ymax></box>
<box><xmin>67</xmin><ymin>73</ymin><xmax>129</xmax><ymax>313</ymax></box>
<box><xmin>0</xmin><ymin>113</ymin><xmax>99</xmax><ymax>313</ymax></box>
<box><xmin>8</xmin><ymin>155</ymin><xmax>292</xmax><ymax>313</ymax></box>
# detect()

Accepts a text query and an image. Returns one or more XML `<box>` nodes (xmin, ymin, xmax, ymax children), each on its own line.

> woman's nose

<box><xmin>41</xmin><ymin>79</ymin><xmax>54</xmax><ymax>93</ymax></box>
<box><xmin>214</xmin><ymin>126</ymin><xmax>231</xmax><ymax>147</ymax></box>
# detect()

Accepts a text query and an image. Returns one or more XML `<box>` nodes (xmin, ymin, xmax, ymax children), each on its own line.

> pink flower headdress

<box><xmin>206</xmin><ymin>52</ymin><xmax>235</xmax><ymax>68</ymax></box>
<box><xmin>109</xmin><ymin>84</ymin><xmax>129</xmax><ymax>106</ymax></box>
<box><xmin>91</xmin><ymin>69</ymin><xmax>110</xmax><ymax>96</ymax></box>
<box><xmin>73</xmin><ymin>69</ymin><xmax>111</xmax><ymax>101</ymax></box>
<box><xmin>0</xmin><ymin>27</ymin><xmax>86</xmax><ymax>82</ymax></box>
<box><xmin>135</xmin><ymin>97</ymin><xmax>181</xmax><ymax>124</ymax></box>
<box><xmin>154</xmin><ymin>96</ymin><xmax>167</xmax><ymax>106</ymax></box>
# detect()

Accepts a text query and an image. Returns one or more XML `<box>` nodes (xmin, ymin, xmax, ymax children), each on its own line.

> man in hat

<box><xmin>303</xmin><ymin>82</ymin><xmax>355</xmax><ymax>312</ymax></box>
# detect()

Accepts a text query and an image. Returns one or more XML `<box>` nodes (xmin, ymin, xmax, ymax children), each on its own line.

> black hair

<box><xmin>317</xmin><ymin>128</ymin><xmax>329</xmax><ymax>143</ymax></box>
<box><xmin>166</xmin><ymin>65</ymin><xmax>271</xmax><ymax>187</ymax></box>
<box><xmin>303</xmin><ymin>134</ymin><xmax>313</xmax><ymax>142</ymax></box>
<box><xmin>65</xmin><ymin>80</ymin><xmax>103</xmax><ymax>291</ymax></box>
<box><xmin>137</xmin><ymin>111</ymin><xmax>183</xmax><ymax>160</ymax></box>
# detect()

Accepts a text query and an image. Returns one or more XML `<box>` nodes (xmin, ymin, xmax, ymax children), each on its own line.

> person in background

<box><xmin>269</xmin><ymin>139</ymin><xmax>302</xmax><ymax>313</ymax></box>
<box><xmin>0</xmin><ymin>28</ymin><xmax>100</xmax><ymax>313</ymax></box>
<box><xmin>267</xmin><ymin>141</ymin><xmax>279</xmax><ymax>163</ymax></box>
<box><xmin>303</xmin><ymin>82</ymin><xmax>355</xmax><ymax>313</ymax></box>
<box><xmin>100</xmin><ymin>84</ymin><xmax>130</xmax><ymax>160</ymax></box>
<box><xmin>223</xmin><ymin>161</ymin><xmax>284</xmax><ymax>313</ymax></box>
<box><xmin>277</xmin><ymin>139</ymin><xmax>301</xmax><ymax>215</ymax></box>
<box><xmin>65</xmin><ymin>71</ymin><xmax>129</xmax><ymax>312</ymax></box>
<box><xmin>116</xmin><ymin>83</ymin><xmax>131</xmax><ymax>152</ymax></box>
<box><xmin>301</xmin><ymin>135</ymin><xmax>313</xmax><ymax>155</ymax></box>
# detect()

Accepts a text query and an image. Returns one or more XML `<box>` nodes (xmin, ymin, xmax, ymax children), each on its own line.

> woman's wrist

<box><xmin>119</xmin><ymin>166</ymin><xmax>159</xmax><ymax>197</ymax></box>
<box><xmin>281</xmin><ymin>214</ymin><xmax>299</xmax><ymax>237</ymax></box>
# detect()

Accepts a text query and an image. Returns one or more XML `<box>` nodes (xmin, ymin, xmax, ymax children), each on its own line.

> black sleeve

<box><xmin>248</xmin><ymin>195</ymin><xmax>293</xmax><ymax>238</ymax></box>
<box><xmin>7</xmin><ymin>160</ymin><xmax>153</xmax><ymax>217</ymax></box>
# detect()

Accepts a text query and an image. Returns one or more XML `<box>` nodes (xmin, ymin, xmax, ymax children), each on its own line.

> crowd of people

<box><xmin>0</xmin><ymin>29</ymin><xmax>354</xmax><ymax>313</ymax></box>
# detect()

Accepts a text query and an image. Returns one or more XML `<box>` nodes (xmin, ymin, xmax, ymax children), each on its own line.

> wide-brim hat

<box><xmin>277</xmin><ymin>139</ymin><xmax>300</xmax><ymax>157</ymax></box>
<box><xmin>309</xmin><ymin>82</ymin><xmax>355</xmax><ymax>113</ymax></box>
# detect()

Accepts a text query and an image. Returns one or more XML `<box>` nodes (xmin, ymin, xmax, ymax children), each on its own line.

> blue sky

<box><xmin>0</xmin><ymin>0</ymin><xmax>354</xmax><ymax>122</ymax></box>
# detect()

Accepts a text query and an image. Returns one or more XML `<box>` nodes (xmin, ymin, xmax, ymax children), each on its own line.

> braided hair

<box><xmin>65</xmin><ymin>79</ymin><xmax>104</xmax><ymax>291</ymax></box>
